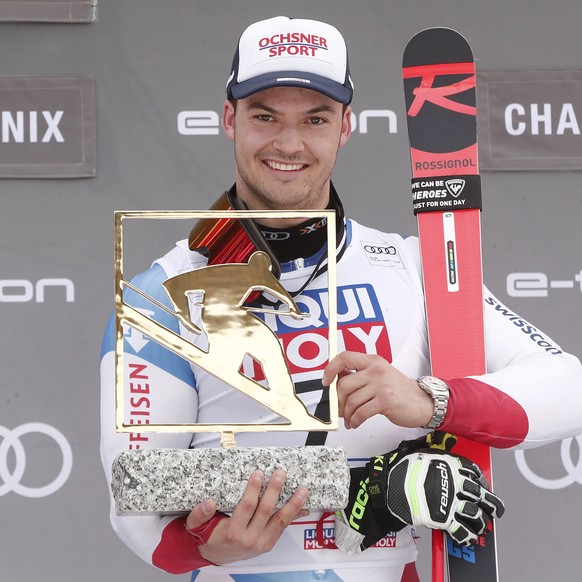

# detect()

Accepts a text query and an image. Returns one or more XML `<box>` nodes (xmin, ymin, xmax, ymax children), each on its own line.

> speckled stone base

<box><xmin>112</xmin><ymin>446</ymin><xmax>349</xmax><ymax>514</ymax></box>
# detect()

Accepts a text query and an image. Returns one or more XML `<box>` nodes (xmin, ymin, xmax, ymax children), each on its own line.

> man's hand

<box><xmin>322</xmin><ymin>351</ymin><xmax>434</xmax><ymax>428</ymax></box>
<box><xmin>195</xmin><ymin>469</ymin><xmax>309</xmax><ymax>565</ymax></box>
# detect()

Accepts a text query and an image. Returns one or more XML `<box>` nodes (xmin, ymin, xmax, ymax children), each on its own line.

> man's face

<box><xmin>222</xmin><ymin>86</ymin><xmax>352</xmax><ymax>226</ymax></box>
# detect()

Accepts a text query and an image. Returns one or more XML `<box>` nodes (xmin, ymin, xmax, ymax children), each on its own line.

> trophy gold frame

<box><xmin>110</xmin><ymin>209</ymin><xmax>349</xmax><ymax>514</ymax></box>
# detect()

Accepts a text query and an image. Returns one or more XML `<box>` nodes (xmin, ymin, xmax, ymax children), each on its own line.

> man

<box><xmin>100</xmin><ymin>16</ymin><xmax>582</xmax><ymax>581</ymax></box>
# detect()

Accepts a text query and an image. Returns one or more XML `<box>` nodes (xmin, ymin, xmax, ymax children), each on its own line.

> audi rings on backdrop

<box><xmin>0</xmin><ymin>423</ymin><xmax>73</xmax><ymax>498</ymax></box>
<box><xmin>515</xmin><ymin>436</ymin><xmax>582</xmax><ymax>490</ymax></box>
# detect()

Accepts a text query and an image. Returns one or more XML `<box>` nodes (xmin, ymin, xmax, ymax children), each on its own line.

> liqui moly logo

<box><xmin>250</xmin><ymin>284</ymin><xmax>392</xmax><ymax>380</ymax></box>
<box><xmin>304</xmin><ymin>526</ymin><xmax>336</xmax><ymax>550</ymax></box>
<box><xmin>303</xmin><ymin>525</ymin><xmax>397</xmax><ymax>550</ymax></box>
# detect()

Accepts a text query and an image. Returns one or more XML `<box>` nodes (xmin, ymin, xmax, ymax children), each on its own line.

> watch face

<box><xmin>423</xmin><ymin>377</ymin><xmax>446</xmax><ymax>392</ymax></box>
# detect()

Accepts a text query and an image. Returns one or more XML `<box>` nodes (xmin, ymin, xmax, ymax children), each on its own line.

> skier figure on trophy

<box><xmin>162</xmin><ymin>250</ymin><xmax>325</xmax><ymax>427</ymax></box>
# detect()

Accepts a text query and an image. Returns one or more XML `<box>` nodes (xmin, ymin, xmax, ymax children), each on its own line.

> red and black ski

<box><xmin>402</xmin><ymin>28</ymin><xmax>498</xmax><ymax>581</ymax></box>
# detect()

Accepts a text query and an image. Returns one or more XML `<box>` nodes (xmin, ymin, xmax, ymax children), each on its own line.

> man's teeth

<box><xmin>266</xmin><ymin>160</ymin><xmax>304</xmax><ymax>171</ymax></box>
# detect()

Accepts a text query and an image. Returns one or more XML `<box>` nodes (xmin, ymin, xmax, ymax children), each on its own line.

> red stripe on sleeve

<box><xmin>441</xmin><ymin>377</ymin><xmax>529</xmax><ymax>448</ymax></box>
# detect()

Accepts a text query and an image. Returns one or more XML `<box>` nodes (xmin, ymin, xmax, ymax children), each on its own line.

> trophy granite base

<box><xmin>112</xmin><ymin>446</ymin><xmax>350</xmax><ymax>514</ymax></box>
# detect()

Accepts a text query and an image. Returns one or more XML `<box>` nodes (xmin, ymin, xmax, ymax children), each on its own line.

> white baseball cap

<box><xmin>226</xmin><ymin>16</ymin><xmax>354</xmax><ymax>104</ymax></box>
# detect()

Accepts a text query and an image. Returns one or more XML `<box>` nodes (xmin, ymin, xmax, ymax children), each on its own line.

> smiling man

<box><xmin>224</xmin><ymin>87</ymin><xmax>350</xmax><ymax>219</ymax></box>
<box><xmin>100</xmin><ymin>15</ymin><xmax>582</xmax><ymax>582</ymax></box>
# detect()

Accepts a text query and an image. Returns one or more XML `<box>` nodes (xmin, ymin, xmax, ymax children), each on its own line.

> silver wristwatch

<box><xmin>417</xmin><ymin>376</ymin><xmax>450</xmax><ymax>429</ymax></box>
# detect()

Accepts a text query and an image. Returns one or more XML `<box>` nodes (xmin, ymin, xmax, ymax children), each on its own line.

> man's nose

<box><xmin>272</xmin><ymin>124</ymin><xmax>305</xmax><ymax>154</ymax></box>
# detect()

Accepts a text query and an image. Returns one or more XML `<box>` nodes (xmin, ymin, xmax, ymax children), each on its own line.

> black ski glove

<box><xmin>334</xmin><ymin>432</ymin><xmax>505</xmax><ymax>554</ymax></box>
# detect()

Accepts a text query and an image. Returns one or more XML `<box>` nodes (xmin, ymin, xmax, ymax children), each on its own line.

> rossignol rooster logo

<box><xmin>403</xmin><ymin>63</ymin><xmax>477</xmax><ymax>153</ymax></box>
<box><xmin>402</xmin><ymin>27</ymin><xmax>477</xmax><ymax>155</ymax></box>
<box><xmin>445</xmin><ymin>178</ymin><xmax>466</xmax><ymax>198</ymax></box>
<box><xmin>404</xmin><ymin>64</ymin><xmax>476</xmax><ymax>118</ymax></box>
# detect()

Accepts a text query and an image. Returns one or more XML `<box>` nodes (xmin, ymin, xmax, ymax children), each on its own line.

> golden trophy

<box><xmin>110</xmin><ymin>206</ymin><xmax>349</xmax><ymax>514</ymax></box>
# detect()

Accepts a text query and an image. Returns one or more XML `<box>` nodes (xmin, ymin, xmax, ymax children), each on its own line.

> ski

<box><xmin>402</xmin><ymin>28</ymin><xmax>499</xmax><ymax>582</ymax></box>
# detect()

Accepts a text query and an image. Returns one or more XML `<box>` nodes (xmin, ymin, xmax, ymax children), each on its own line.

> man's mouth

<box><xmin>265</xmin><ymin>160</ymin><xmax>306</xmax><ymax>171</ymax></box>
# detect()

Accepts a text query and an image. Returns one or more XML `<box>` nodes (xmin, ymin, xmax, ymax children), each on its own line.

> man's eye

<box><xmin>308</xmin><ymin>117</ymin><xmax>325</xmax><ymax>125</ymax></box>
<box><xmin>256</xmin><ymin>114</ymin><xmax>273</xmax><ymax>122</ymax></box>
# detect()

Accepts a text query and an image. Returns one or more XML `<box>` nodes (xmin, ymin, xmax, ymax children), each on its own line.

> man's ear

<box><xmin>339</xmin><ymin>106</ymin><xmax>353</xmax><ymax>149</ymax></box>
<box><xmin>222</xmin><ymin>100</ymin><xmax>235</xmax><ymax>141</ymax></box>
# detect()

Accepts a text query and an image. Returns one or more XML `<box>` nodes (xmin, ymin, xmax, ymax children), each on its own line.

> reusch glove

<box><xmin>386</xmin><ymin>446</ymin><xmax>505</xmax><ymax>547</ymax></box>
<box><xmin>334</xmin><ymin>432</ymin><xmax>505</xmax><ymax>554</ymax></box>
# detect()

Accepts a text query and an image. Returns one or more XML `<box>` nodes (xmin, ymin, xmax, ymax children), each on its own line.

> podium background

<box><xmin>1</xmin><ymin>1</ymin><xmax>581</xmax><ymax>580</ymax></box>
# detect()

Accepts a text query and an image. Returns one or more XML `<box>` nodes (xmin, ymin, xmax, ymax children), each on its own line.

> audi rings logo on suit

<box><xmin>363</xmin><ymin>245</ymin><xmax>397</xmax><ymax>255</ymax></box>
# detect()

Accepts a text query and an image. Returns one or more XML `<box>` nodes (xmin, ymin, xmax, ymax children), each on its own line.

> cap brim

<box><xmin>229</xmin><ymin>71</ymin><xmax>352</xmax><ymax>104</ymax></box>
